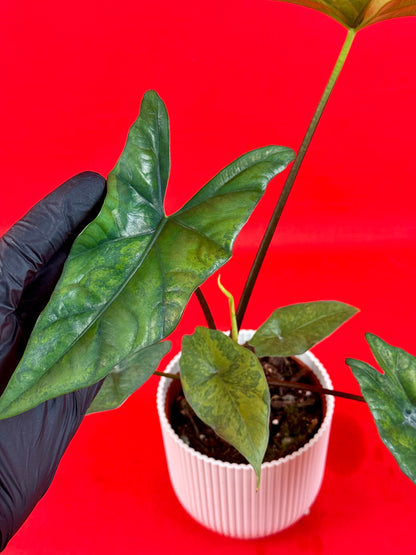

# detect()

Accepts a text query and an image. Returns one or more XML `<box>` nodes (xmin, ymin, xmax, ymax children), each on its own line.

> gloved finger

<box><xmin>0</xmin><ymin>171</ymin><xmax>106</xmax><ymax>391</ymax></box>
<box><xmin>0</xmin><ymin>170</ymin><xmax>106</xmax><ymax>305</ymax></box>
<box><xmin>0</xmin><ymin>380</ymin><xmax>103</xmax><ymax>551</ymax></box>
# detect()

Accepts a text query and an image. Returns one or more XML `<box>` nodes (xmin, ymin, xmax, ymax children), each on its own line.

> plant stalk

<box><xmin>153</xmin><ymin>370</ymin><xmax>365</xmax><ymax>402</ymax></box>
<box><xmin>195</xmin><ymin>287</ymin><xmax>217</xmax><ymax>329</ymax></box>
<box><xmin>154</xmin><ymin>370</ymin><xmax>181</xmax><ymax>380</ymax></box>
<box><xmin>267</xmin><ymin>378</ymin><xmax>365</xmax><ymax>403</ymax></box>
<box><xmin>236</xmin><ymin>28</ymin><xmax>356</xmax><ymax>328</ymax></box>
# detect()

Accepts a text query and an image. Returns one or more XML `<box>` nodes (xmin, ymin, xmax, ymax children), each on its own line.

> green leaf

<box><xmin>346</xmin><ymin>334</ymin><xmax>416</xmax><ymax>484</ymax></box>
<box><xmin>0</xmin><ymin>90</ymin><xmax>294</xmax><ymax>419</ymax></box>
<box><xmin>87</xmin><ymin>341</ymin><xmax>171</xmax><ymax>414</ymax></box>
<box><xmin>249</xmin><ymin>301</ymin><xmax>358</xmax><ymax>357</ymax></box>
<box><xmin>180</xmin><ymin>328</ymin><xmax>270</xmax><ymax>485</ymax></box>
<box><xmin>276</xmin><ymin>0</ymin><xmax>416</xmax><ymax>30</ymax></box>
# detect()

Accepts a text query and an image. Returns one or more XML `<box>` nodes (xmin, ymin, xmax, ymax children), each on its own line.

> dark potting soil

<box><xmin>169</xmin><ymin>353</ymin><xmax>324</xmax><ymax>464</ymax></box>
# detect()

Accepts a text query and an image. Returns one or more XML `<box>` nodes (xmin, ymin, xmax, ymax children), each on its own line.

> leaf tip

<box><xmin>364</xmin><ymin>333</ymin><xmax>390</xmax><ymax>357</ymax></box>
<box><xmin>345</xmin><ymin>303</ymin><xmax>360</xmax><ymax>316</ymax></box>
<box><xmin>365</xmin><ymin>332</ymin><xmax>381</xmax><ymax>345</ymax></box>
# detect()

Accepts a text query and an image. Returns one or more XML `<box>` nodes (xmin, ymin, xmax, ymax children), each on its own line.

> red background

<box><xmin>1</xmin><ymin>0</ymin><xmax>416</xmax><ymax>553</ymax></box>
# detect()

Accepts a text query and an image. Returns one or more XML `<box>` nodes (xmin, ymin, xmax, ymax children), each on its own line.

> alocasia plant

<box><xmin>228</xmin><ymin>0</ymin><xmax>416</xmax><ymax>483</ymax></box>
<box><xmin>1</xmin><ymin>0</ymin><xmax>415</xmax><ymax>488</ymax></box>
<box><xmin>0</xmin><ymin>89</ymin><xmax>356</xmax><ymax>484</ymax></box>
<box><xmin>177</xmin><ymin>0</ymin><xmax>416</xmax><ymax>483</ymax></box>
<box><xmin>178</xmin><ymin>0</ymin><xmax>416</xmax><ymax>483</ymax></box>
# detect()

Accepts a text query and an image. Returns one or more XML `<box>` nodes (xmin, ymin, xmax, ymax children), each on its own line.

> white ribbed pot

<box><xmin>156</xmin><ymin>330</ymin><xmax>334</xmax><ymax>539</ymax></box>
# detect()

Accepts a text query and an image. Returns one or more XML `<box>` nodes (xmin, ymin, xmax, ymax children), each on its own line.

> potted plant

<box><xmin>156</xmin><ymin>327</ymin><xmax>338</xmax><ymax>538</ymax></box>
<box><xmin>0</xmin><ymin>0</ymin><xmax>415</xmax><ymax>540</ymax></box>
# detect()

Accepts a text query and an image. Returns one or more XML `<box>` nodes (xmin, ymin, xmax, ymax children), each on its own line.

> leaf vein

<box><xmin>171</xmin><ymin>219</ymin><xmax>230</xmax><ymax>257</ymax></box>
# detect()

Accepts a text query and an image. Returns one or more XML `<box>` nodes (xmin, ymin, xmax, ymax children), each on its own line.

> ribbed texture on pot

<box><xmin>157</xmin><ymin>331</ymin><xmax>334</xmax><ymax>539</ymax></box>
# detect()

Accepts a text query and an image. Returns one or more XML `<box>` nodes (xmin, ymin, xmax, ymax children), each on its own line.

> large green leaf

<box><xmin>87</xmin><ymin>341</ymin><xmax>171</xmax><ymax>414</ymax></box>
<box><xmin>276</xmin><ymin>0</ymin><xmax>416</xmax><ymax>29</ymax></box>
<box><xmin>0</xmin><ymin>91</ymin><xmax>294</xmax><ymax>419</ymax></box>
<box><xmin>346</xmin><ymin>334</ymin><xmax>416</xmax><ymax>484</ymax></box>
<box><xmin>180</xmin><ymin>328</ymin><xmax>270</xmax><ymax>485</ymax></box>
<box><xmin>249</xmin><ymin>301</ymin><xmax>358</xmax><ymax>357</ymax></box>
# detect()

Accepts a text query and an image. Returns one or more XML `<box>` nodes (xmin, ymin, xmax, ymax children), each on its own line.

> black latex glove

<box><xmin>0</xmin><ymin>171</ymin><xmax>106</xmax><ymax>550</ymax></box>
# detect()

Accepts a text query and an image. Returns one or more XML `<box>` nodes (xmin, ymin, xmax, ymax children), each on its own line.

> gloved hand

<box><xmin>0</xmin><ymin>171</ymin><xmax>106</xmax><ymax>550</ymax></box>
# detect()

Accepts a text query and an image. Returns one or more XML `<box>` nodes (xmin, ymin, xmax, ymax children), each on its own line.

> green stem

<box><xmin>236</xmin><ymin>28</ymin><xmax>356</xmax><ymax>328</ymax></box>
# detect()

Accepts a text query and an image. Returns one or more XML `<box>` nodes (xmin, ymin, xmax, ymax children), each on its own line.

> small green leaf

<box><xmin>346</xmin><ymin>334</ymin><xmax>416</xmax><ymax>484</ymax></box>
<box><xmin>0</xmin><ymin>91</ymin><xmax>294</xmax><ymax>420</ymax></box>
<box><xmin>87</xmin><ymin>341</ymin><xmax>171</xmax><ymax>414</ymax></box>
<box><xmin>180</xmin><ymin>328</ymin><xmax>270</xmax><ymax>485</ymax></box>
<box><xmin>276</xmin><ymin>0</ymin><xmax>416</xmax><ymax>30</ymax></box>
<box><xmin>249</xmin><ymin>301</ymin><xmax>358</xmax><ymax>357</ymax></box>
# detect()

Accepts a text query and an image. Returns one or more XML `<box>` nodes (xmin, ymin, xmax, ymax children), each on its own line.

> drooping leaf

<box><xmin>0</xmin><ymin>91</ymin><xmax>294</xmax><ymax>419</ymax></box>
<box><xmin>180</xmin><ymin>327</ymin><xmax>270</xmax><ymax>485</ymax></box>
<box><xmin>346</xmin><ymin>334</ymin><xmax>416</xmax><ymax>484</ymax></box>
<box><xmin>87</xmin><ymin>341</ymin><xmax>171</xmax><ymax>414</ymax></box>
<box><xmin>249</xmin><ymin>301</ymin><xmax>358</xmax><ymax>357</ymax></box>
<box><xmin>276</xmin><ymin>0</ymin><xmax>416</xmax><ymax>30</ymax></box>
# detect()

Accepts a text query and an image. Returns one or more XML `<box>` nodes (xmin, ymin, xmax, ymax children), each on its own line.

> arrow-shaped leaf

<box><xmin>180</xmin><ymin>328</ymin><xmax>270</xmax><ymax>485</ymax></box>
<box><xmin>249</xmin><ymin>301</ymin><xmax>358</xmax><ymax>357</ymax></box>
<box><xmin>276</xmin><ymin>0</ymin><xmax>416</xmax><ymax>30</ymax></box>
<box><xmin>0</xmin><ymin>91</ymin><xmax>294</xmax><ymax>419</ymax></box>
<box><xmin>346</xmin><ymin>334</ymin><xmax>416</xmax><ymax>484</ymax></box>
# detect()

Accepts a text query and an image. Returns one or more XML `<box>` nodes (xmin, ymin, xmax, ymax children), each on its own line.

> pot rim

<box><xmin>157</xmin><ymin>330</ymin><xmax>335</xmax><ymax>472</ymax></box>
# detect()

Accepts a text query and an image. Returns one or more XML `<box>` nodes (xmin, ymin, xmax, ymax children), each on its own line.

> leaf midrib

<box><xmin>201</xmin><ymin>364</ymin><xmax>264</xmax><ymax>461</ymax></box>
<box><xmin>171</xmin><ymin>218</ymin><xmax>231</xmax><ymax>257</ymax></box>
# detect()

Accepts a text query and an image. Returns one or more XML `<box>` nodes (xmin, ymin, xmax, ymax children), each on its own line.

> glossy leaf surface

<box><xmin>276</xmin><ymin>0</ymin><xmax>416</xmax><ymax>29</ymax></box>
<box><xmin>249</xmin><ymin>301</ymin><xmax>358</xmax><ymax>357</ymax></box>
<box><xmin>87</xmin><ymin>341</ymin><xmax>171</xmax><ymax>414</ymax></box>
<box><xmin>0</xmin><ymin>91</ymin><xmax>294</xmax><ymax>419</ymax></box>
<box><xmin>180</xmin><ymin>328</ymin><xmax>270</xmax><ymax>484</ymax></box>
<box><xmin>346</xmin><ymin>334</ymin><xmax>416</xmax><ymax>484</ymax></box>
